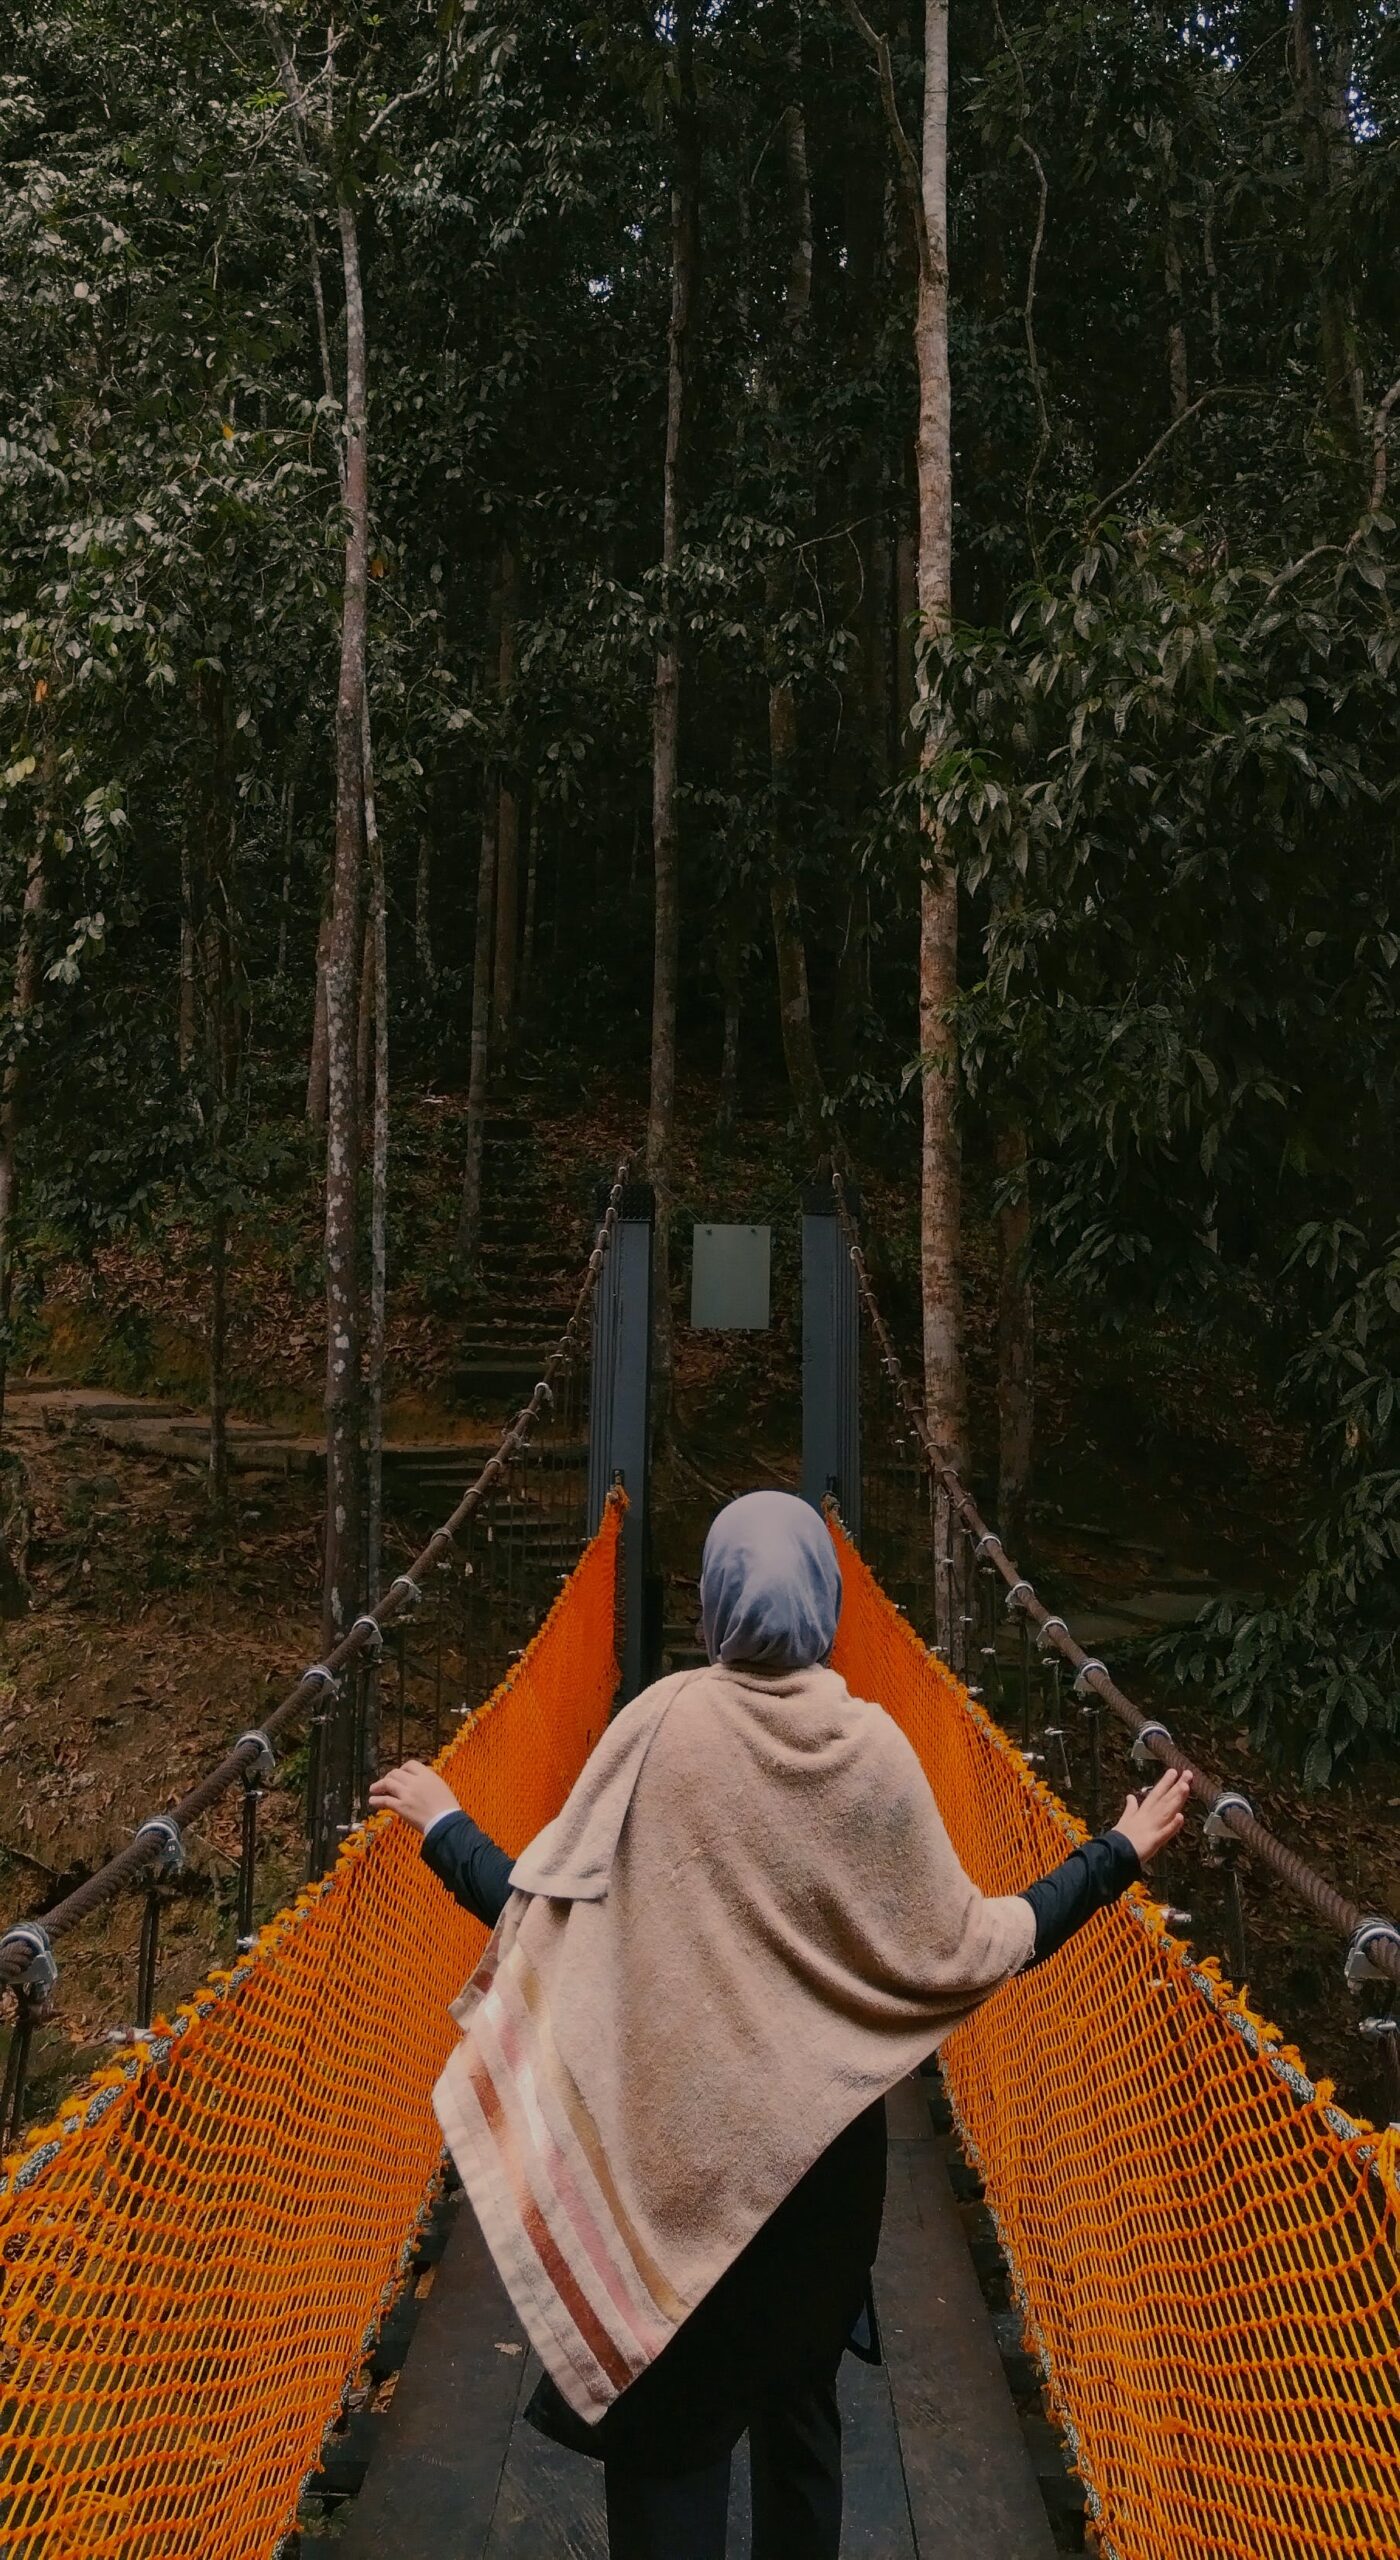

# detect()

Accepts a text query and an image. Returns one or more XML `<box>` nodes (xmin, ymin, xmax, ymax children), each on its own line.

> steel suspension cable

<box><xmin>831</xmin><ymin>1167</ymin><xmax>1400</xmax><ymax>1993</ymax></box>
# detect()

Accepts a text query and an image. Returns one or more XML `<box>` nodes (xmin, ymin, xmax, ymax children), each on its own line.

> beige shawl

<box><xmin>432</xmin><ymin>1658</ymin><xmax>1034</xmax><ymax>2423</ymax></box>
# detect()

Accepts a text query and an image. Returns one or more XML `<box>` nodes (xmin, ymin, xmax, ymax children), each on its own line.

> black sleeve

<box><xmin>1018</xmin><ymin>1830</ymin><xmax>1141</xmax><ymax>1969</ymax></box>
<box><xmin>421</xmin><ymin>1810</ymin><xmax>514</xmax><ymax>1927</ymax></box>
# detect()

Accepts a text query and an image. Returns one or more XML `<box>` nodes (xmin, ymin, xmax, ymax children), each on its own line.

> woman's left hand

<box><xmin>367</xmin><ymin>1760</ymin><xmax>462</xmax><ymax>1836</ymax></box>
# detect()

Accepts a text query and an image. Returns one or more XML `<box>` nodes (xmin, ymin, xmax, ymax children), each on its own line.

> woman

<box><xmin>370</xmin><ymin>1490</ymin><xmax>1188</xmax><ymax>2560</ymax></box>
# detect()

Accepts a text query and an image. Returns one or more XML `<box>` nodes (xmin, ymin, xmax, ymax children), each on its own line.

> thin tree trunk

<box><xmin>994</xmin><ymin>1118</ymin><xmax>1033</xmax><ymax>1549</ymax></box>
<box><xmin>179</xmin><ymin>848</ymin><xmax>197</xmax><ymax>1071</ymax></box>
<box><xmin>646</xmin><ymin>0</ymin><xmax>700</xmax><ymax>1441</ymax></box>
<box><xmin>518</xmin><ymin>793</ymin><xmax>538</xmax><ymax>1025</ymax></box>
<box><xmin>894</xmin><ymin>510</ymin><xmax>917</xmax><ymax>756</ymax></box>
<box><xmin>356</xmin><ymin>910</ymin><xmax>374</xmax><ymax>1124</ymax></box>
<box><xmin>766</xmin><ymin>27</ymin><xmax>829</xmax><ymax>1157</ymax></box>
<box><xmin>276</xmin><ymin>778</ymin><xmax>294</xmax><ymax>979</ymax></box>
<box><xmin>307</xmin><ymin>909</ymin><xmax>331</xmax><ymax>1126</ymax></box>
<box><xmin>913</xmin><ymin>0</ymin><xmax>968</xmax><ymax>1469</ymax></box>
<box><xmin>0</xmin><ymin>832</ymin><xmax>48</xmax><ymax>1443</ymax></box>
<box><xmin>1290</xmin><ymin>0</ymin><xmax>1366</xmax><ymax>456</ymax></box>
<box><xmin>362</xmin><ymin>696</ymin><xmax>388</xmax><ymax>1625</ymax></box>
<box><xmin>457</xmin><ymin>787</ymin><xmax>498</xmax><ymax>1272</ymax></box>
<box><xmin>719</xmin><ymin>994</ymin><xmax>740</xmax><ymax>1137</ymax></box>
<box><xmin>321</xmin><ymin>187</ymin><xmax>370</xmax><ymax>1650</ymax></box>
<box><xmin>414</xmin><ymin>836</ymin><xmax>434</xmax><ymax>992</ymax></box>
<box><xmin>492</xmin><ymin>542</ymin><xmax>521</xmax><ymax>1059</ymax></box>
<box><xmin>208</xmin><ymin>1201</ymin><xmax>229</xmax><ymax>1512</ymax></box>
<box><xmin>1165</xmin><ymin>219</ymin><xmax>1189</xmax><ymax>424</ymax></box>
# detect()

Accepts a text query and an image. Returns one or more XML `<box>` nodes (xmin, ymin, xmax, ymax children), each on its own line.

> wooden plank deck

<box><xmin>339</xmin><ymin>2078</ymin><xmax>1057</xmax><ymax>2559</ymax></box>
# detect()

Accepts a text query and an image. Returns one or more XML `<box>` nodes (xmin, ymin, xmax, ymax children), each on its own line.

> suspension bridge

<box><xmin>2</xmin><ymin>1163</ymin><xmax>1399</xmax><ymax>2560</ymax></box>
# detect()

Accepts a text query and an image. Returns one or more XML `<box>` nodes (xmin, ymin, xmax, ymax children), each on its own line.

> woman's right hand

<box><xmin>367</xmin><ymin>1760</ymin><xmax>462</xmax><ymax>1837</ymax></box>
<box><xmin>1113</xmin><ymin>1765</ymin><xmax>1193</xmax><ymax>1867</ymax></box>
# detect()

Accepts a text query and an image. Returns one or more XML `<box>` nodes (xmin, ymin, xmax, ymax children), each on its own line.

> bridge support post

<box><xmin>588</xmin><ymin>1181</ymin><xmax>655</xmax><ymax>1703</ymax></box>
<box><xmin>801</xmin><ymin>1184</ymin><xmax>861</xmax><ymax>1538</ymax></box>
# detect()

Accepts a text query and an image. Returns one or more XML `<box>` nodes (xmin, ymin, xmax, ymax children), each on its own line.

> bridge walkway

<box><xmin>339</xmin><ymin>2072</ymin><xmax>1057</xmax><ymax>2560</ymax></box>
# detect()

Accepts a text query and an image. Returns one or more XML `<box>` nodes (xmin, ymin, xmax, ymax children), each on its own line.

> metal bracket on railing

<box><xmin>1036</xmin><ymin>1615</ymin><xmax>1069</xmax><ymax>1652</ymax></box>
<box><xmin>1358</xmin><ymin>2014</ymin><xmax>1399</xmax><ymax>2042</ymax></box>
<box><xmin>974</xmin><ymin>1533</ymin><xmax>1003</xmax><ymax>1561</ymax></box>
<box><xmin>1073</xmin><ymin>1658</ymin><xmax>1108</xmax><ymax>1701</ymax></box>
<box><xmin>1130</xmin><ymin>1721</ymin><xmax>1173</xmax><ymax>1771</ymax></box>
<box><xmin>1345</xmin><ymin>1919</ymin><xmax>1400</xmax><ymax>1994</ymax></box>
<box><xmin>1203</xmin><ymin>1792</ymin><xmax>1253</xmax><ymax>1855</ymax></box>
<box><xmin>386</xmin><ymin>1575</ymin><xmax>423</xmax><ymax>1614</ymax></box>
<box><xmin>134</xmin><ymin>1817</ymin><xmax>185</xmax><ymax>1879</ymax></box>
<box><xmin>0</xmin><ymin>1921</ymin><xmax>58</xmax><ymax>2003</ymax></box>
<box><xmin>1004</xmin><ymin>1580</ymin><xmax>1033</xmax><ymax>1613</ymax></box>
<box><xmin>236</xmin><ymin>1730</ymin><xmax>276</xmax><ymax>1786</ymax></box>
<box><xmin>349</xmin><ymin>1615</ymin><xmax>385</xmax><ymax>1662</ymax></box>
<box><xmin>302</xmin><ymin>1662</ymin><xmax>340</xmax><ymax>1695</ymax></box>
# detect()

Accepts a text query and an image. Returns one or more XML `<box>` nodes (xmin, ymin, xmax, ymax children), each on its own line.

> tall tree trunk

<box><xmin>1165</xmin><ymin>219</ymin><xmax>1189</xmax><ymax>425</ymax></box>
<box><xmin>356</xmin><ymin>910</ymin><xmax>374</xmax><ymax>1124</ymax></box>
<box><xmin>492</xmin><ymin>542</ymin><xmax>521</xmax><ymax>1060</ymax></box>
<box><xmin>321</xmin><ymin>188</ymin><xmax>370</xmax><ymax>1651</ymax></box>
<box><xmin>912</xmin><ymin>0</ymin><xmax>968</xmax><ymax>1468</ymax></box>
<box><xmin>765</xmin><ymin>24</ymin><xmax>829</xmax><ymax>1158</ymax></box>
<box><xmin>0</xmin><ymin>824</ymin><xmax>48</xmax><ymax>1443</ymax></box>
<box><xmin>457</xmin><ymin>786</ymin><xmax>498</xmax><ymax>1273</ymax></box>
<box><xmin>307</xmin><ymin>909</ymin><xmax>331</xmax><ymax>1126</ymax></box>
<box><xmin>1290</xmin><ymin>0</ymin><xmax>1365</xmax><ymax>457</ymax></box>
<box><xmin>414</xmin><ymin>836</ymin><xmax>434</xmax><ymax>992</ymax></box>
<box><xmin>208</xmin><ymin>1201</ymin><xmax>229</xmax><ymax>1513</ymax></box>
<box><xmin>179</xmin><ymin>848</ymin><xmax>197</xmax><ymax>1072</ymax></box>
<box><xmin>994</xmin><ymin>1117</ymin><xmax>1033</xmax><ymax>1550</ymax></box>
<box><xmin>646</xmin><ymin>0</ymin><xmax>700</xmax><ymax>1441</ymax></box>
<box><xmin>362</xmin><ymin>697</ymin><xmax>388</xmax><ymax>1628</ymax></box>
<box><xmin>276</xmin><ymin>778</ymin><xmax>294</xmax><ymax>979</ymax></box>
<box><xmin>518</xmin><ymin>791</ymin><xmax>538</xmax><ymax>1026</ymax></box>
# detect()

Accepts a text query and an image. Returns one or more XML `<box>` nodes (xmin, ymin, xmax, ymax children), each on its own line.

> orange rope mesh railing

<box><xmin>830</xmin><ymin>1519</ymin><xmax>1400</xmax><ymax>2560</ymax></box>
<box><xmin>0</xmin><ymin>1501</ymin><xmax>621</xmax><ymax>2560</ymax></box>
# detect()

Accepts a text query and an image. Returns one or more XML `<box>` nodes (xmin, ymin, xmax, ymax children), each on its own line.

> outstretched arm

<box><xmin>368</xmin><ymin>1759</ymin><xmax>514</xmax><ymax>1927</ymax></box>
<box><xmin>1020</xmin><ymin>1766</ymin><xmax>1190</xmax><ymax>1968</ymax></box>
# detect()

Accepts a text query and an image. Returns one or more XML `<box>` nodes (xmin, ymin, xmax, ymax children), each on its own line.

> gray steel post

<box><xmin>587</xmin><ymin>1182</ymin><xmax>655</xmax><ymax>1701</ymax></box>
<box><xmin>801</xmin><ymin>1186</ymin><xmax>861</xmax><ymax>1538</ymax></box>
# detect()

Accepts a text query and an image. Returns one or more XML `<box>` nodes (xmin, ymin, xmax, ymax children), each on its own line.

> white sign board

<box><xmin>690</xmin><ymin>1224</ymin><xmax>772</xmax><ymax>1330</ymax></box>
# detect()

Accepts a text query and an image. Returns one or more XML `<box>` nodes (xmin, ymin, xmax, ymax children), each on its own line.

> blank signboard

<box><xmin>690</xmin><ymin>1224</ymin><xmax>772</xmax><ymax>1330</ymax></box>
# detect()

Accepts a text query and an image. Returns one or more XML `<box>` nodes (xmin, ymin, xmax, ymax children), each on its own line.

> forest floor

<box><xmin>2</xmin><ymin>1074</ymin><xmax>1397</xmax><ymax>2134</ymax></box>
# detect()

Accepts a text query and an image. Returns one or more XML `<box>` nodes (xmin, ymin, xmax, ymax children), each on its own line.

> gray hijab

<box><xmin>698</xmin><ymin>1490</ymin><xmax>842</xmax><ymax>1671</ymax></box>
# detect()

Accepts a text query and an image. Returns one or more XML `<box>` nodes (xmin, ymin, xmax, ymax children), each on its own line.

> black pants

<box><xmin>603</xmin><ymin>2369</ymin><xmax>842</xmax><ymax>2560</ymax></box>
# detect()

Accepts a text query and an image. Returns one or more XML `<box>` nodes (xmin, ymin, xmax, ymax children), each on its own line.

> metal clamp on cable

<box><xmin>301</xmin><ymin>1662</ymin><xmax>339</xmax><ymax>1696</ymax></box>
<box><xmin>532</xmin><ymin>1379</ymin><xmax>555</xmax><ymax>1409</ymax></box>
<box><xmin>1073</xmin><ymin>1657</ymin><xmax>1108</xmax><ymax>1702</ymax></box>
<box><xmin>1036</xmin><ymin>1615</ymin><xmax>1069</xmax><ymax>1653</ymax></box>
<box><xmin>134</xmin><ymin>1816</ymin><xmax>185</xmax><ymax>1879</ymax></box>
<box><xmin>1129</xmin><ymin>1721</ymin><xmax>1173</xmax><ymax>1771</ymax></box>
<box><xmin>1203</xmin><ymin>1791</ymin><xmax>1252</xmax><ymax>1854</ymax></box>
<box><xmin>1004</xmin><ymin>1579</ymin><xmax>1033</xmax><ymax>1613</ymax></box>
<box><xmin>1344</xmin><ymin>1918</ymin><xmax>1400</xmax><ymax>1994</ymax></box>
<box><xmin>386</xmin><ymin>1574</ymin><xmax>423</xmax><ymax>1614</ymax></box>
<box><xmin>235</xmin><ymin>1730</ymin><xmax>276</xmax><ymax>1785</ymax></box>
<box><xmin>0</xmin><ymin>1921</ymin><xmax>58</xmax><ymax>2001</ymax></box>
<box><xmin>349</xmin><ymin>1615</ymin><xmax>385</xmax><ymax>1662</ymax></box>
<box><xmin>974</xmin><ymin>1532</ymin><xmax>1003</xmax><ymax>1561</ymax></box>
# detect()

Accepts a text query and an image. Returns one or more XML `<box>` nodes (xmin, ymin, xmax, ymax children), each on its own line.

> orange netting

<box><xmin>0</xmin><ymin>1501</ymin><xmax>620</xmax><ymax>2560</ymax></box>
<box><xmin>830</xmin><ymin>1520</ymin><xmax>1400</xmax><ymax>2560</ymax></box>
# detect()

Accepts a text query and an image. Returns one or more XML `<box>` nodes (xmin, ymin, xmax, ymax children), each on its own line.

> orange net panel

<box><xmin>830</xmin><ymin>1521</ymin><xmax>1400</xmax><ymax>2560</ymax></box>
<box><xmin>0</xmin><ymin>1503</ymin><xmax>620</xmax><ymax>2560</ymax></box>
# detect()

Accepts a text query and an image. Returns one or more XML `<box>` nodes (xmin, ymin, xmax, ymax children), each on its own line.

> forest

<box><xmin>1</xmin><ymin>0</ymin><xmax>1397</xmax><ymax>1812</ymax></box>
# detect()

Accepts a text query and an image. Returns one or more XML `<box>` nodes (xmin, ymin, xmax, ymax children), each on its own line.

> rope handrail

<box><xmin>830</xmin><ymin>1166</ymin><xmax>1400</xmax><ymax>1993</ymax></box>
<box><xmin>0</xmin><ymin>1153</ymin><xmax>632</xmax><ymax>1991</ymax></box>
